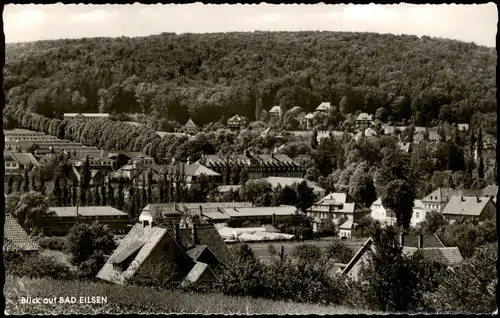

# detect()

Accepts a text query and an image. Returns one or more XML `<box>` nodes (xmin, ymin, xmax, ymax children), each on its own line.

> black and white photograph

<box><xmin>3</xmin><ymin>2</ymin><xmax>498</xmax><ymax>315</ymax></box>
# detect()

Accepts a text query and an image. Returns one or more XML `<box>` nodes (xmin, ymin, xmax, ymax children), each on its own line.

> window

<box><xmin>416</xmin><ymin>212</ymin><xmax>420</xmax><ymax>219</ymax></box>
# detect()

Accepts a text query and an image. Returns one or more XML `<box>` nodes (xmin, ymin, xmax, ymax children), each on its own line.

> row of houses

<box><xmin>309</xmin><ymin>185</ymin><xmax>498</xmax><ymax>239</ymax></box>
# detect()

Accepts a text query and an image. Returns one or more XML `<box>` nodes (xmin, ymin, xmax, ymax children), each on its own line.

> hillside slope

<box><xmin>5</xmin><ymin>31</ymin><xmax>496</xmax><ymax>126</ymax></box>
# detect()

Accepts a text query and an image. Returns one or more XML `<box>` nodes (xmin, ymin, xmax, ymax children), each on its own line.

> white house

<box><xmin>370</xmin><ymin>198</ymin><xmax>429</xmax><ymax>228</ymax></box>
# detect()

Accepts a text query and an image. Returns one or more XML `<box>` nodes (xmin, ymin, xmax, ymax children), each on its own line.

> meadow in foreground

<box><xmin>4</xmin><ymin>276</ymin><xmax>373</xmax><ymax>315</ymax></box>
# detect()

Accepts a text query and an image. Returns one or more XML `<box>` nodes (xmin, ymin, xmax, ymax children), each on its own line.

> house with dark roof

<box><xmin>355</xmin><ymin>113</ymin><xmax>374</xmax><ymax>131</ymax></box>
<box><xmin>97</xmin><ymin>217</ymin><xmax>232</xmax><ymax>287</ymax></box>
<box><xmin>4</xmin><ymin>214</ymin><xmax>40</xmax><ymax>253</ymax></box>
<box><xmin>44</xmin><ymin>206</ymin><xmax>132</xmax><ymax>235</ymax></box>
<box><xmin>199</xmin><ymin>152</ymin><xmax>303</xmax><ymax>180</ymax></box>
<box><xmin>308</xmin><ymin>193</ymin><xmax>371</xmax><ymax>238</ymax></box>
<box><xmin>441</xmin><ymin>196</ymin><xmax>496</xmax><ymax>223</ymax></box>
<box><xmin>227</xmin><ymin>115</ymin><xmax>248</xmax><ymax>130</ymax></box>
<box><xmin>341</xmin><ymin>233</ymin><xmax>463</xmax><ymax>281</ymax></box>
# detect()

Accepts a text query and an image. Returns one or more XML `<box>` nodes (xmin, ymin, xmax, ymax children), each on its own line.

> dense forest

<box><xmin>4</xmin><ymin>31</ymin><xmax>496</xmax><ymax>129</ymax></box>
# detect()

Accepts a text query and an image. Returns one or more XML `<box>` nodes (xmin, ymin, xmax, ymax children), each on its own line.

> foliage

<box><xmin>430</xmin><ymin>243</ymin><xmax>497</xmax><ymax>313</ymax></box>
<box><xmin>64</xmin><ymin>222</ymin><xmax>116</xmax><ymax>265</ymax></box>
<box><xmin>324</xmin><ymin>240</ymin><xmax>355</xmax><ymax>264</ymax></box>
<box><xmin>12</xmin><ymin>191</ymin><xmax>55</xmax><ymax>235</ymax></box>
<box><xmin>381</xmin><ymin>179</ymin><xmax>414</xmax><ymax>229</ymax></box>
<box><xmin>291</xmin><ymin>244</ymin><xmax>323</xmax><ymax>264</ymax></box>
<box><xmin>76</xmin><ymin>250</ymin><xmax>107</xmax><ymax>281</ymax></box>
<box><xmin>417</xmin><ymin>210</ymin><xmax>448</xmax><ymax>234</ymax></box>
<box><xmin>36</xmin><ymin>236</ymin><xmax>66</xmax><ymax>251</ymax></box>
<box><xmin>5</xmin><ymin>252</ymin><xmax>73</xmax><ymax>281</ymax></box>
<box><xmin>353</xmin><ymin>226</ymin><xmax>432</xmax><ymax>312</ymax></box>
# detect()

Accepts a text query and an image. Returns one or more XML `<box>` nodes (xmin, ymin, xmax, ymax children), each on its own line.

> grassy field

<box><xmin>4</xmin><ymin>276</ymin><xmax>374</xmax><ymax>314</ymax></box>
<box><xmin>240</xmin><ymin>237</ymin><xmax>367</xmax><ymax>263</ymax></box>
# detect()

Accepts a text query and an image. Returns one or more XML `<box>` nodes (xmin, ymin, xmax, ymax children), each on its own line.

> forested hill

<box><xmin>5</xmin><ymin>31</ymin><xmax>496</xmax><ymax>126</ymax></box>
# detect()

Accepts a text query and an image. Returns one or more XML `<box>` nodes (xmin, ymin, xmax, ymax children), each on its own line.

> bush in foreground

<box><xmin>5</xmin><ymin>252</ymin><xmax>73</xmax><ymax>281</ymax></box>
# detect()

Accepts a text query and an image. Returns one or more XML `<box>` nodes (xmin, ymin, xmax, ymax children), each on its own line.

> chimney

<box><xmin>199</xmin><ymin>205</ymin><xmax>203</xmax><ymax>217</ymax></box>
<box><xmin>76</xmin><ymin>204</ymin><xmax>79</xmax><ymax>222</ymax></box>
<box><xmin>477</xmin><ymin>196</ymin><xmax>481</xmax><ymax>203</ymax></box>
<box><xmin>186</xmin><ymin>158</ymin><xmax>191</xmax><ymax>166</ymax></box>
<box><xmin>399</xmin><ymin>232</ymin><xmax>405</xmax><ymax>247</ymax></box>
<box><xmin>418</xmin><ymin>233</ymin><xmax>423</xmax><ymax>249</ymax></box>
<box><xmin>191</xmin><ymin>224</ymin><xmax>197</xmax><ymax>244</ymax></box>
<box><xmin>461</xmin><ymin>196</ymin><xmax>464</xmax><ymax>202</ymax></box>
<box><xmin>272</xmin><ymin>213</ymin><xmax>276</xmax><ymax>226</ymax></box>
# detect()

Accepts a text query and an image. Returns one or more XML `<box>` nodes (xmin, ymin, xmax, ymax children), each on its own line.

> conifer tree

<box><xmin>62</xmin><ymin>182</ymin><xmax>69</xmax><ymax>206</ymax></box>
<box><xmin>7</xmin><ymin>176</ymin><xmax>13</xmax><ymax>194</ymax></box>
<box><xmin>22</xmin><ymin>168</ymin><xmax>30</xmax><ymax>193</ymax></box>
<box><xmin>107</xmin><ymin>183</ymin><xmax>115</xmax><ymax>208</ymax></box>
<box><xmin>101</xmin><ymin>184</ymin><xmax>107</xmax><ymax>206</ymax></box>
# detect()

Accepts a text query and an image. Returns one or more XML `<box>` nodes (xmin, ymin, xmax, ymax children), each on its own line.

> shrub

<box><xmin>37</xmin><ymin>237</ymin><xmax>66</xmax><ymax>251</ymax></box>
<box><xmin>5</xmin><ymin>252</ymin><xmax>73</xmax><ymax>281</ymax></box>
<box><xmin>75</xmin><ymin>250</ymin><xmax>107</xmax><ymax>280</ymax></box>
<box><xmin>291</xmin><ymin>244</ymin><xmax>322</xmax><ymax>264</ymax></box>
<box><xmin>324</xmin><ymin>240</ymin><xmax>355</xmax><ymax>264</ymax></box>
<box><xmin>65</xmin><ymin>222</ymin><xmax>116</xmax><ymax>265</ymax></box>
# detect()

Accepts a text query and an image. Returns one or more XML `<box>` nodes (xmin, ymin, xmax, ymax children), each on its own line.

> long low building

<box><xmin>45</xmin><ymin>206</ymin><xmax>132</xmax><ymax>235</ymax></box>
<box><xmin>202</xmin><ymin>205</ymin><xmax>302</xmax><ymax>223</ymax></box>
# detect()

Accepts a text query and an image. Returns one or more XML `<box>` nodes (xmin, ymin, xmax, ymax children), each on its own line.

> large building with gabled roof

<box><xmin>97</xmin><ymin>217</ymin><xmax>232</xmax><ymax>287</ymax></box>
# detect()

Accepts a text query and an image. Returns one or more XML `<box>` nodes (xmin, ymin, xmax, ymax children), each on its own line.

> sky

<box><xmin>4</xmin><ymin>3</ymin><xmax>498</xmax><ymax>47</ymax></box>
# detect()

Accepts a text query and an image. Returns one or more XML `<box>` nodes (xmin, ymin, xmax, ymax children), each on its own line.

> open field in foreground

<box><xmin>241</xmin><ymin>237</ymin><xmax>367</xmax><ymax>263</ymax></box>
<box><xmin>5</xmin><ymin>276</ymin><xmax>374</xmax><ymax>315</ymax></box>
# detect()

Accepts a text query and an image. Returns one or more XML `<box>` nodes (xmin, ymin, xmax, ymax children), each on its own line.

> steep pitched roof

<box><xmin>97</xmin><ymin>224</ymin><xmax>186</xmax><ymax>284</ymax></box>
<box><xmin>175</xmin><ymin>224</ymin><xmax>233</xmax><ymax>265</ymax></box>
<box><xmin>441</xmin><ymin>196</ymin><xmax>493</xmax><ymax>216</ymax></box>
<box><xmin>4</xmin><ymin>151</ymin><xmax>39</xmax><ymax>165</ymax></box>
<box><xmin>403</xmin><ymin>247</ymin><xmax>464</xmax><ymax>266</ymax></box>
<box><xmin>182</xmin><ymin>261</ymin><xmax>215</xmax><ymax>286</ymax></box>
<box><xmin>304</xmin><ymin>112</ymin><xmax>315</xmax><ymax>119</ymax></box>
<box><xmin>316</xmin><ymin>102</ymin><xmax>332</xmax><ymax>111</ymax></box>
<box><xmin>185</xmin><ymin>118</ymin><xmax>197</xmax><ymax>127</ymax></box>
<box><xmin>64</xmin><ymin>113</ymin><xmax>109</xmax><ymax>117</ymax></box>
<box><xmin>4</xmin><ymin>215</ymin><xmax>41</xmax><ymax>252</ymax></box>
